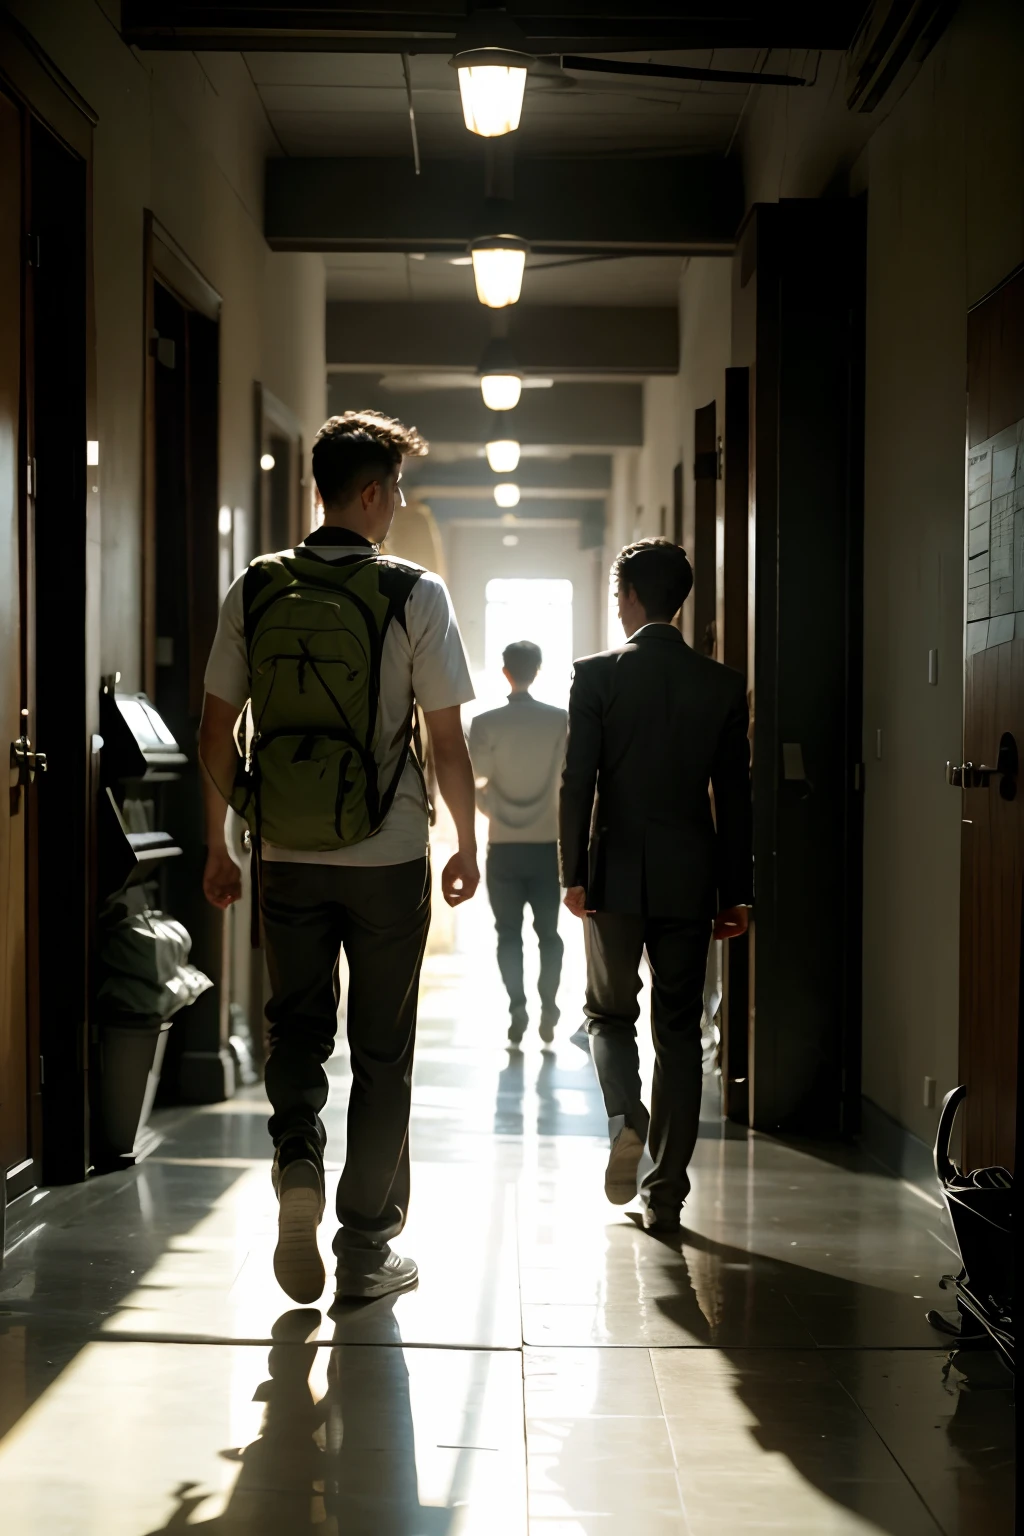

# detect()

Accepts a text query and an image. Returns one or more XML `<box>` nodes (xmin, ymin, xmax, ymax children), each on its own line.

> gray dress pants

<box><xmin>260</xmin><ymin>857</ymin><xmax>431</xmax><ymax>1252</ymax></box>
<box><xmin>486</xmin><ymin>841</ymin><xmax>564</xmax><ymax>1015</ymax></box>
<box><xmin>583</xmin><ymin>912</ymin><xmax>711</xmax><ymax>1218</ymax></box>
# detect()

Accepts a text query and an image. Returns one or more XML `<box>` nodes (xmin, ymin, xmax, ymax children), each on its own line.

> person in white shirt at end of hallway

<box><xmin>469</xmin><ymin>641</ymin><xmax>568</xmax><ymax>1048</ymax></box>
<box><xmin>199</xmin><ymin>410</ymin><xmax>479</xmax><ymax>1309</ymax></box>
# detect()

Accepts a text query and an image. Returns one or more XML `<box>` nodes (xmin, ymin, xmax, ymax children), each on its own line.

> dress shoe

<box><xmin>604</xmin><ymin>1125</ymin><xmax>645</xmax><ymax>1205</ymax></box>
<box><xmin>539</xmin><ymin>1006</ymin><xmax>559</xmax><ymax>1045</ymax></box>
<box><xmin>508</xmin><ymin>1005</ymin><xmax>528</xmax><ymax>1045</ymax></box>
<box><xmin>643</xmin><ymin>1210</ymin><xmax>683</xmax><ymax>1236</ymax></box>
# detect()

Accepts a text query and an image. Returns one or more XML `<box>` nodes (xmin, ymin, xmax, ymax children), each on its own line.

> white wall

<box><xmin>623</xmin><ymin>258</ymin><xmax>733</xmax><ymax>648</ymax></box>
<box><xmin>740</xmin><ymin>0</ymin><xmax>1024</xmax><ymax>1143</ymax></box>
<box><xmin>440</xmin><ymin>521</ymin><xmax>604</xmax><ymax>690</ymax></box>
<box><xmin>676</xmin><ymin>259</ymin><xmax>733</xmax><ymax>650</ymax></box>
<box><xmin>11</xmin><ymin>2</ymin><xmax>326</xmax><ymax>689</ymax></box>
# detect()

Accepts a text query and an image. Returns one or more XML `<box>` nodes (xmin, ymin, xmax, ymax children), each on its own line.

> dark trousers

<box><xmin>486</xmin><ymin>842</ymin><xmax>564</xmax><ymax>1015</ymax></box>
<box><xmin>583</xmin><ymin>912</ymin><xmax>711</xmax><ymax>1217</ymax></box>
<box><xmin>260</xmin><ymin>857</ymin><xmax>431</xmax><ymax>1250</ymax></box>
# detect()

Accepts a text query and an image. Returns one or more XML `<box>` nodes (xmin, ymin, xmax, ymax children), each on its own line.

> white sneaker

<box><xmin>335</xmin><ymin>1249</ymin><xmax>419</xmax><ymax>1302</ymax></box>
<box><xmin>604</xmin><ymin>1126</ymin><xmax>645</xmax><ymax>1205</ymax></box>
<box><xmin>273</xmin><ymin>1157</ymin><xmax>326</xmax><ymax>1305</ymax></box>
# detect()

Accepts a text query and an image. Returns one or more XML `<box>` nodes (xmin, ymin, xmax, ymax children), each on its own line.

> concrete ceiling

<box><xmin>245</xmin><ymin>49</ymin><xmax>768</xmax><ymax>159</ymax></box>
<box><xmin>323</xmin><ymin>252</ymin><xmax>684</xmax><ymax>307</ymax></box>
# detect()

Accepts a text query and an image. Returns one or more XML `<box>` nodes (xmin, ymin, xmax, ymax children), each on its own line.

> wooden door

<box><xmin>740</xmin><ymin>199</ymin><xmax>865</xmax><ymax>1137</ymax></box>
<box><xmin>720</xmin><ymin>366</ymin><xmax>751</xmax><ymax>1121</ymax></box>
<box><xmin>0</xmin><ymin>90</ymin><xmax>36</xmax><ymax>1200</ymax></box>
<box><xmin>693</xmin><ymin>401</ymin><xmax>718</xmax><ymax>656</ymax></box>
<box><xmin>960</xmin><ymin>266</ymin><xmax>1024</xmax><ymax>1172</ymax></box>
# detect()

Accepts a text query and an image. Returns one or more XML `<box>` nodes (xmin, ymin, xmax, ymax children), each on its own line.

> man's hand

<box><xmin>563</xmin><ymin>885</ymin><xmax>595</xmax><ymax>920</ymax></box>
<box><xmin>713</xmin><ymin>905</ymin><xmax>749</xmax><ymax>940</ymax></box>
<box><xmin>441</xmin><ymin>849</ymin><xmax>479</xmax><ymax>907</ymax></box>
<box><xmin>203</xmin><ymin>846</ymin><xmax>242</xmax><ymax>909</ymax></box>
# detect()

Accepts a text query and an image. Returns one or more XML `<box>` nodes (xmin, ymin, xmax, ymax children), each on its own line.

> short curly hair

<box><xmin>312</xmin><ymin>410</ymin><xmax>428</xmax><ymax>507</ymax></box>
<box><xmin>612</xmin><ymin>537</ymin><xmax>693</xmax><ymax>622</ymax></box>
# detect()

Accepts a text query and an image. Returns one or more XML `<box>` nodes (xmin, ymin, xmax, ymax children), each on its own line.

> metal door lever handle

<box><xmin>10</xmin><ymin>708</ymin><xmax>47</xmax><ymax>785</ymax></box>
<box><xmin>946</xmin><ymin>732</ymin><xmax>1018</xmax><ymax>799</ymax></box>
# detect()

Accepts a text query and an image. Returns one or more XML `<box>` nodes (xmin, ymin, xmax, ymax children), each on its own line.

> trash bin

<box><xmin>99</xmin><ymin>1018</ymin><xmax>174</xmax><ymax>1156</ymax></box>
<box><xmin>96</xmin><ymin>903</ymin><xmax>212</xmax><ymax>1161</ymax></box>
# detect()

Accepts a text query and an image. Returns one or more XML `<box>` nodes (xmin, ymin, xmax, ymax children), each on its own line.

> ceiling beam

<box><xmin>327</xmin><ymin>375</ymin><xmax>643</xmax><ymax>448</ymax></box>
<box><xmin>122</xmin><ymin>5</ymin><xmax>865</xmax><ymax>53</ymax></box>
<box><xmin>326</xmin><ymin>302</ymin><xmax>678</xmax><ymax>375</ymax></box>
<box><xmin>403</xmin><ymin>455</ymin><xmax>612</xmax><ymax>492</ymax></box>
<box><xmin>419</xmin><ymin>495</ymin><xmax>606</xmax><ymax>523</ymax></box>
<box><xmin>267</xmin><ymin>157</ymin><xmax>741</xmax><ymax>257</ymax></box>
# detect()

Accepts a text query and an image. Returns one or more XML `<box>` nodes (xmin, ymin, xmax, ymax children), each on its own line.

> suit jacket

<box><xmin>468</xmin><ymin>693</ymin><xmax>568</xmax><ymax>844</ymax></box>
<box><xmin>559</xmin><ymin>624</ymin><xmax>752</xmax><ymax>918</ymax></box>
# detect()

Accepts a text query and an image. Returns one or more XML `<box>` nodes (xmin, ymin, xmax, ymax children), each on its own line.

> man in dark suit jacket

<box><xmin>559</xmin><ymin>538</ymin><xmax>752</xmax><ymax>1233</ymax></box>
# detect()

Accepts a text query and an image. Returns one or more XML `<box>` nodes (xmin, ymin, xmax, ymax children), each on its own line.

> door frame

<box><xmin>254</xmin><ymin>382</ymin><xmax>305</xmax><ymax>555</ymax></box>
<box><xmin>0</xmin><ymin>11</ymin><xmax>99</xmax><ymax>1191</ymax></box>
<box><xmin>142</xmin><ymin>212</ymin><xmax>222</xmax><ymax>701</ymax></box>
<box><xmin>960</xmin><ymin>258</ymin><xmax>1024</xmax><ymax>1172</ymax></box>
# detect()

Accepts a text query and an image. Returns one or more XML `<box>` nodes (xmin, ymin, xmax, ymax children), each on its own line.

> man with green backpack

<box><xmin>199</xmin><ymin>411</ymin><xmax>479</xmax><ymax>1307</ymax></box>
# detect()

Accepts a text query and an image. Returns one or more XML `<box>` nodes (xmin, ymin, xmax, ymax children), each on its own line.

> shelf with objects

<box><xmin>92</xmin><ymin>681</ymin><xmax>212</xmax><ymax>1168</ymax></box>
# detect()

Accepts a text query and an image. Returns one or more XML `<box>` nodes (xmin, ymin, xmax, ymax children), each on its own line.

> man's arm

<box><xmin>559</xmin><ymin>663</ymin><xmax>602</xmax><ymax>918</ymax></box>
<box><xmin>198</xmin><ymin>692</ymin><xmax>243</xmax><ymax>909</ymax></box>
<box><xmin>424</xmin><ymin>704</ymin><xmax>480</xmax><ymax>907</ymax></box>
<box><xmin>710</xmin><ymin>676</ymin><xmax>753</xmax><ymax>938</ymax></box>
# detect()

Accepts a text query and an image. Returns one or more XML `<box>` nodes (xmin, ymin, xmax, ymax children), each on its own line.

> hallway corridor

<box><xmin>0</xmin><ymin>897</ymin><xmax>1013</xmax><ymax>1535</ymax></box>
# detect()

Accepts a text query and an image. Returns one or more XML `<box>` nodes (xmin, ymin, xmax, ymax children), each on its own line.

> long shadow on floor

<box><xmin>144</xmin><ymin>1305</ymin><xmax>459</xmax><ymax>1535</ymax></box>
<box><xmin>639</xmin><ymin>1222</ymin><xmax>1014</xmax><ymax>1534</ymax></box>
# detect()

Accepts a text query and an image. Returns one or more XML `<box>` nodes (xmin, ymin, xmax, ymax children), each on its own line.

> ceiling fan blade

<box><xmin>558</xmin><ymin>54</ymin><xmax>809</xmax><ymax>88</ymax></box>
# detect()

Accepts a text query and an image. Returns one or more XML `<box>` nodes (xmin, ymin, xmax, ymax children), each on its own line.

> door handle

<box><xmin>946</xmin><ymin>731</ymin><xmax>1017</xmax><ymax>800</ymax></box>
<box><xmin>10</xmin><ymin>708</ymin><xmax>48</xmax><ymax>785</ymax></box>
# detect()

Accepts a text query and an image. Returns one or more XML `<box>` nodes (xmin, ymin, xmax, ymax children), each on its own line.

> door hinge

<box><xmin>853</xmin><ymin>762</ymin><xmax>865</xmax><ymax>792</ymax></box>
<box><xmin>25</xmin><ymin>232</ymin><xmax>40</xmax><ymax>268</ymax></box>
<box><xmin>26</xmin><ymin>456</ymin><xmax>36</xmax><ymax>498</ymax></box>
<box><xmin>716</xmin><ymin>434</ymin><xmax>724</xmax><ymax>480</ymax></box>
<box><xmin>40</xmin><ymin>1054</ymin><xmax>45</xmax><ymax>1086</ymax></box>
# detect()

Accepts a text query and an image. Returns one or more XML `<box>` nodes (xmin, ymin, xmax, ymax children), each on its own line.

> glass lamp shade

<box><xmin>470</xmin><ymin>239</ymin><xmax>528</xmax><ymax>307</ymax></box>
<box><xmin>494</xmin><ymin>483</ymin><xmax>521</xmax><ymax>509</ymax></box>
<box><xmin>485</xmin><ymin>439</ymin><xmax>521</xmax><ymax>473</ymax></box>
<box><xmin>457</xmin><ymin>63</ymin><xmax>527</xmax><ymax>137</ymax></box>
<box><xmin>480</xmin><ymin>373</ymin><xmax>522</xmax><ymax>411</ymax></box>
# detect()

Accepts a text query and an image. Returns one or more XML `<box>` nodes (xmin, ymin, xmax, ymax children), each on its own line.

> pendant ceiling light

<box><xmin>449</xmin><ymin>11</ymin><xmax>533</xmax><ymax>137</ymax></box>
<box><xmin>481</xmin><ymin>374</ymin><xmax>522</xmax><ymax>411</ymax></box>
<box><xmin>470</xmin><ymin>235</ymin><xmax>530</xmax><ymax>308</ymax></box>
<box><xmin>494</xmin><ymin>482</ymin><xmax>521</xmax><ymax>509</ymax></box>
<box><xmin>485</xmin><ymin>438</ymin><xmax>521</xmax><ymax>474</ymax></box>
<box><xmin>478</xmin><ymin>336</ymin><xmax>522</xmax><ymax>412</ymax></box>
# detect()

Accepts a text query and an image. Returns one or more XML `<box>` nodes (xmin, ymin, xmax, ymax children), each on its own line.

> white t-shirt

<box><xmin>203</xmin><ymin>537</ymin><xmax>474</xmax><ymax>867</ymax></box>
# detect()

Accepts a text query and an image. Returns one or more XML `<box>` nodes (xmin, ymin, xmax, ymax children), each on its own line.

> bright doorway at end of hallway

<box><xmin>475</xmin><ymin>577</ymin><xmax>574</xmax><ymax>714</ymax></box>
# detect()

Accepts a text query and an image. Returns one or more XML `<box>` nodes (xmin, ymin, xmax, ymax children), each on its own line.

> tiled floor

<box><xmin>0</xmin><ymin>887</ymin><xmax>1015</xmax><ymax>1533</ymax></box>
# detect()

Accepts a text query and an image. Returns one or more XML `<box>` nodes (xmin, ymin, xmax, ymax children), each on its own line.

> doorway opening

<box><xmin>482</xmin><ymin>578</ymin><xmax>574</xmax><ymax>711</ymax></box>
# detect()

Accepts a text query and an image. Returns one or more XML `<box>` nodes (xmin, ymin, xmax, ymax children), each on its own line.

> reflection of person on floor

<box><xmin>143</xmin><ymin>1310</ymin><xmax>327</xmax><ymax>1533</ymax></box>
<box><xmin>325</xmin><ymin>1305</ymin><xmax>454</xmax><ymax>1534</ymax></box>
<box><xmin>469</xmin><ymin>641</ymin><xmax>568</xmax><ymax>1047</ymax></box>
<box><xmin>198</xmin><ymin>412</ymin><xmax>480</xmax><ymax>1309</ymax></box>
<box><xmin>147</xmin><ymin>1307</ymin><xmax>455</xmax><ymax>1535</ymax></box>
<box><xmin>560</xmin><ymin>538</ymin><xmax>753</xmax><ymax>1233</ymax></box>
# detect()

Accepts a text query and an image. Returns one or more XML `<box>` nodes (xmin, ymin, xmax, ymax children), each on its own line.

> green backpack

<box><xmin>230</xmin><ymin>548</ymin><xmax>425</xmax><ymax>851</ymax></box>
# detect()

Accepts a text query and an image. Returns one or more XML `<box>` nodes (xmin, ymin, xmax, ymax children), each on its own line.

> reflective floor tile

<box><xmin>653</xmin><ymin>1350</ymin><xmax>945</xmax><ymax>1536</ymax></box>
<box><xmin>0</xmin><ymin>1333</ymin><xmax>526</xmax><ymax>1536</ymax></box>
<box><xmin>824</xmin><ymin>1349</ymin><xmax>1016</xmax><ymax>1535</ymax></box>
<box><xmin>524</xmin><ymin>1347</ymin><xmax>664</xmax><ymax>1419</ymax></box>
